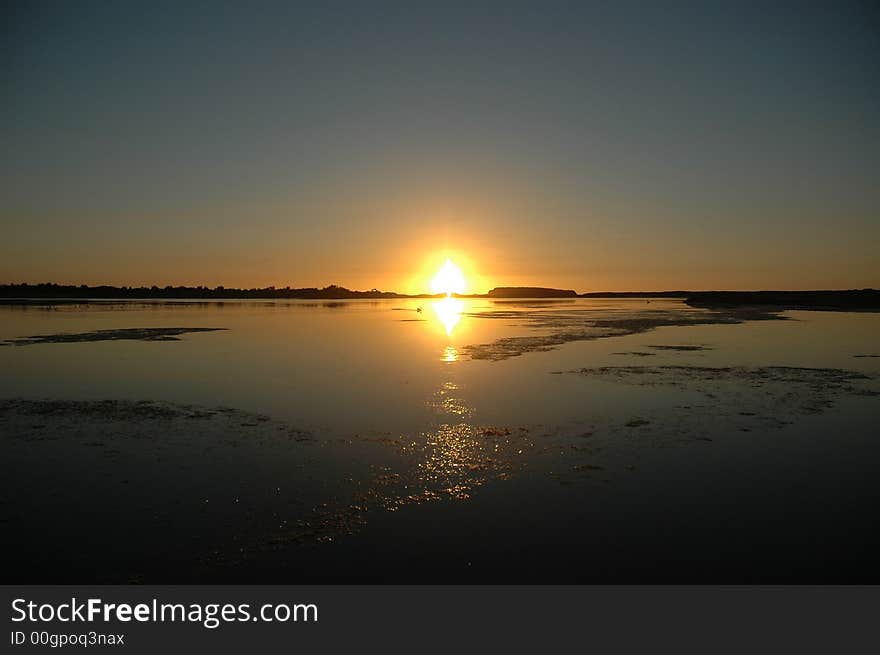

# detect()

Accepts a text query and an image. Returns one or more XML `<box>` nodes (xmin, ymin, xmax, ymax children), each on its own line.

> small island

<box><xmin>486</xmin><ymin>287</ymin><xmax>578</xmax><ymax>298</ymax></box>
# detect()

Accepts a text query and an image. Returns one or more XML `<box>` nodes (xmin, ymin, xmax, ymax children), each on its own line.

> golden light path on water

<box><xmin>432</xmin><ymin>297</ymin><xmax>463</xmax><ymax>336</ymax></box>
<box><xmin>258</xmin><ymin>278</ymin><xmax>542</xmax><ymax>545</ymax></box>
<box><xmin>277</xmin><ymin>254</ymin><xmax>527</xmax><ymax>532</ymax></box>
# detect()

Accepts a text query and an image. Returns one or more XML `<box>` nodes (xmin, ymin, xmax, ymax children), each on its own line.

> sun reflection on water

<box><xmin>267</xmin><ymin>376</ymin><xmax>542</xmax><ymax>546</ymax></box>
<box><xmin>427</xmin><ymin>380</ymin><xmax>472</xmax><ymax>417</ymax></box>
<box><xmin>432</xmin><ymin>297</ymin><xmax>463</xmax><ymax>336</ymax></box>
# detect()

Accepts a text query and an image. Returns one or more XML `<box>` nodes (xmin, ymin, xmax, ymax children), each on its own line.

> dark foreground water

<box><xmin>2</xmin><ymin>298</ymin><xmax>878</xmax><ymax>582</ymax></box>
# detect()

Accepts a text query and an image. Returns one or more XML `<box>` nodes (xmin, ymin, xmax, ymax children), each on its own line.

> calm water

<box><xmin>2</xmin><ymin>298</ymin><xmax>879</xmax><ymax>582</ymax></box>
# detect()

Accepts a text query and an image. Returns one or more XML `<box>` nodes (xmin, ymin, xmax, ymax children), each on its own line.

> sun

<box><xmin>431</xmin><ymin>259</ymin><xmax>467</xmax><ymax>296</ymax></box>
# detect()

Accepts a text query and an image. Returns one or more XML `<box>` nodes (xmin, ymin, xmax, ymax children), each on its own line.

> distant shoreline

<box><xmin>1</xmin><ymin>284</ymin><xmax>878</xmax><ymax>310</ymax></box>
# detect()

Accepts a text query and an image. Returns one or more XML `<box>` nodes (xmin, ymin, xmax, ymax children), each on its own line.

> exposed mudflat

<box><xmin>3</xmin><ymin>327</ymin><xmax>226</xmax><ymax>345</ymax></box>
<box><xmin>461</xmin><ymin>306</ymin><xmax>782</xmax><ymax>360</ymax></box>
<box><xmin>646</xmin><ymin>344</ymin><xmax>713</xmax><ymax>352</ymax></box>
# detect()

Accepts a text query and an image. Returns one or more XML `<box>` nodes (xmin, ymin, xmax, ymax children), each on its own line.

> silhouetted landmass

<box><xmin>487</xmin><ymin>287</ymin><xmax>578</xmax><ymax>298</ymax></box>
<box><xmin>1</xmin><ymin>283</ymin><xmax>877</xmax><ymax>308</ymax></box>
<box><xmin>580</xmin><ymin>291</ymin><xmax>690</xmax><ymax>298</ymax></box>
<box><xmin>579</xmin><ymin>289</ymin><xmax>880</xmax><ymax>310</ymax></box>
<box><xmin>0</xmin><ymin>283</ymin><xmax>579</xmax><ymax>300</ymax></box>
<box><xmin>685</xmin><ymin>290</ymin><xmax>880</xmax><ymax>312</ymax></box>
<box><xmin>0</xmin><ymin>283</ymin><xmax>412</xmax><ymax>300</ymax></box>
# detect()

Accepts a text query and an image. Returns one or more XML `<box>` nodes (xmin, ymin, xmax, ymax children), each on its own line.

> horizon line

<box><xmin>2</xmin><ymin>282</ymin><xmax>878</xmax><ymax>298</ymax></box>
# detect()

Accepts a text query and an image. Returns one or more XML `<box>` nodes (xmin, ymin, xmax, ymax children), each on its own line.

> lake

<box><xmin>2</xmin><ymin>298</ymin><xmax>878</xmax><ymax>582</ymax></box>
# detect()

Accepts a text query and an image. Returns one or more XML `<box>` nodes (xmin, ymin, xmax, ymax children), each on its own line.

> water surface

<box><xmin>2</xmin><ymin>298</ymin><xmax>878</xmax><ymax>582</ymax></box>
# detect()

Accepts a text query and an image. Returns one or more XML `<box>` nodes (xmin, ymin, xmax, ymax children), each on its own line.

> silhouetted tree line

<box><xmin>1</xmin><ymin>284</ymin><xmax>876</xmax><ymax>307</ymax></box>
<box><xmin>0</xmin><ymin>283</ymin><xmax>409</xmax><ymax>299</ymax></box>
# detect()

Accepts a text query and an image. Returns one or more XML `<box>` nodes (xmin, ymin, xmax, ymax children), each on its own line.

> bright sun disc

<box><xmin>431</xmin><ymin>259</ymin><xmax>466</xmax><ymax>296</ymax></box>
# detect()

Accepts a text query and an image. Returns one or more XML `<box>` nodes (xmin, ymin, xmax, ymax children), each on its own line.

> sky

<box><xmin>2</xmin><ymin>1</ymin><xmax>878</xmax><ymax>293</ymax></box>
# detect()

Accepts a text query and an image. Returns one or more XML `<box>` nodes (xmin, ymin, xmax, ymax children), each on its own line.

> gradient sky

<box><xmin>3</xmin><ymin>1</ymin><xmax>878</xmax><ymax>292</ymax></box>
